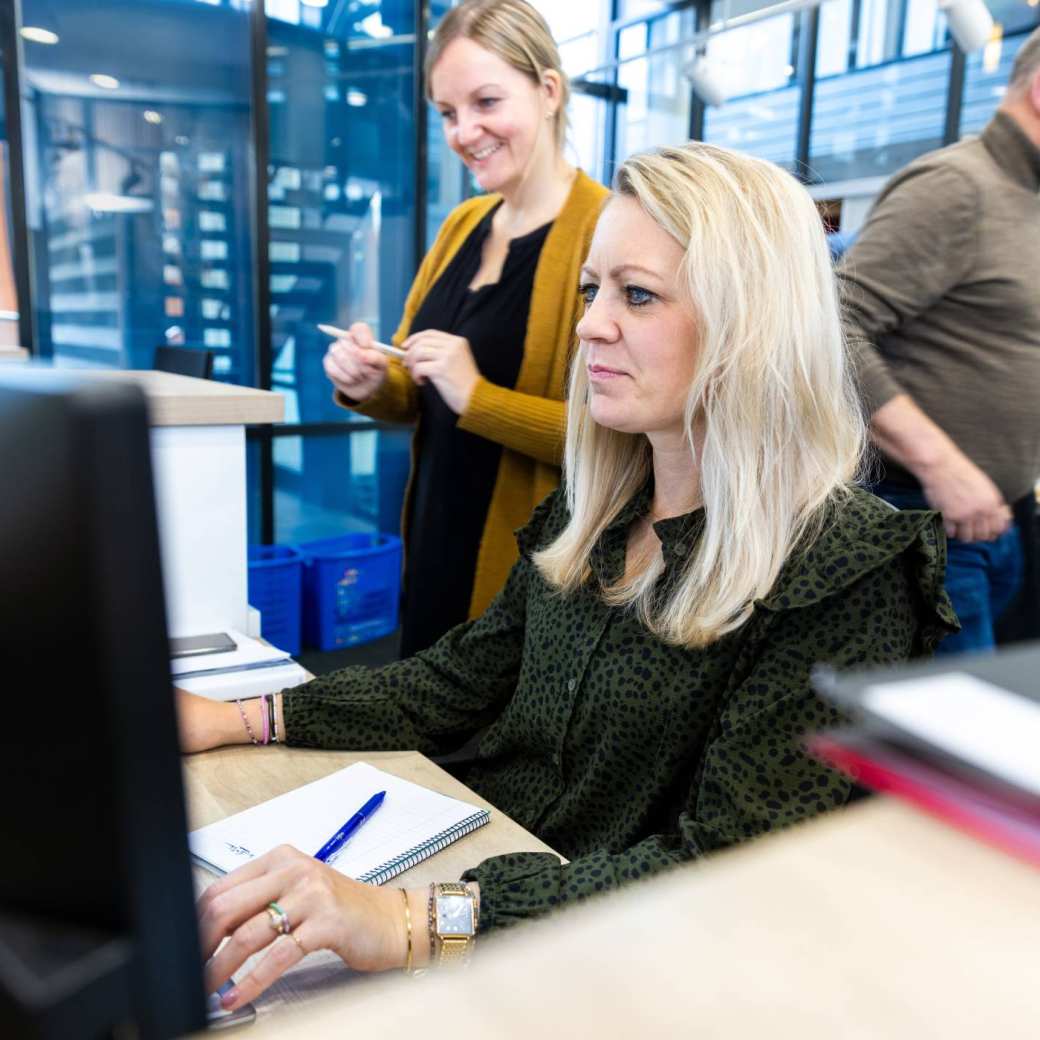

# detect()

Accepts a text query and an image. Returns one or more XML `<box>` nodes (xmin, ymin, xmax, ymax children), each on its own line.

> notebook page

<box><xmin>862</xmin><ymin>672</ymin><xmax>1040</xmax><ymax>797</ymax></box>
<box><xmin>189</xmin><ymin>761</ymin><xmax>487</xmax><ymax>880</ymax></box>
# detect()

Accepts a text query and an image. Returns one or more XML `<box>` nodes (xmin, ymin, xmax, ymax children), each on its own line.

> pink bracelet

<box><xmin>260</xmin><ymin>695</ymin><xmax>270</xmax><ymax>745</ymax></box>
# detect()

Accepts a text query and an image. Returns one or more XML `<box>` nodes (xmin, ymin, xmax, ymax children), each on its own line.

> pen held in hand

<box><xmin>318</xmin><ymin>323</ymin><xmax>406</xmax><ymax>359</ymax></box>
<box><xmin>314</xmin><ymin>790</ymin><xmax>386</xmax><ymax>865</ymax></box>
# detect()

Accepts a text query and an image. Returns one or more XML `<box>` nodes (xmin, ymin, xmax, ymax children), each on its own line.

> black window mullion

<box><xmin>249</xmin><ymin>1</ymin><xmax>275</xmax><ymax>543</ymax></box>
<box><xmin>943</xmin><ymin>42</ymin><xmax>967</xmax><ymax>145</ymax></box>
<box><xmin>0</xmin><ymin>0</ymin><xmax>34</xmax><ymax>354</ymax></box>
<box><xmin>795</xmin><ymin>5</ymin><xmax>820</xmax><ymax>182</ymax></box>
<box><xmin>414</xmin><ymin>0</ymin><xmax>428</xmax><ymax>274</ymax></box>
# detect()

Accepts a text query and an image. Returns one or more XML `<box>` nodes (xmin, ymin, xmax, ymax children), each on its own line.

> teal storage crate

<box><xmin>299</xmin><ymin>533</ymin><xmax>402</xmax><ymax>650</ymax></box>
<box><xmin>247</xmin><ymin>544</ymin><xmax>303</xmax><ymax>656</ymax></box>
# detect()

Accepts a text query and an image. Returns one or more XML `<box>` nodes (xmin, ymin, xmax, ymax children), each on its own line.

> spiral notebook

<box><xmin>189</xmin><ymin>761</ymin><xmax>490</xmax><ymax>885</ymax></box>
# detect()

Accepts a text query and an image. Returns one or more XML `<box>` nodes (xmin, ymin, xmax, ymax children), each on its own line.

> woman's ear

<box><xmin>542</xmin><ymin>69</ymin><xmax>563</xmax><ymax>117</ymax></box>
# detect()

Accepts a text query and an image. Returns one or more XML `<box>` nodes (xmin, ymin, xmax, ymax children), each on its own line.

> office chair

<box><xmin>154</xmin><ymin>345</ymin><xmax>215</xmax><ymax>380</ymax></box>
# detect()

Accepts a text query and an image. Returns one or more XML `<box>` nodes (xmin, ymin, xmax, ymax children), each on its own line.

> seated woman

<box><xmin>180</xmin><ymin>142</ymin><xmax>956</xmax><ymax>1010</ymax></box>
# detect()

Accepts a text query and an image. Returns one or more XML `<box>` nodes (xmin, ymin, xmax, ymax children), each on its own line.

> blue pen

<box><xmin>314</xmin><ymin>790</ymin><xmax>386</xmax><ymax>864</ymax></box>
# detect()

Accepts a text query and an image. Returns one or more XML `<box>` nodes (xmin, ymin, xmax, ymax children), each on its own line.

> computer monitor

<box><xmin>0</xmin><ymin>371</ymin><xmax>207</xmax><ymax>1039</ymax></box>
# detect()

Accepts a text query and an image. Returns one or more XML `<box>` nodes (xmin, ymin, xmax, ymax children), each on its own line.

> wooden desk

<box><xmin>268</xmin><ymin>798</ymin><xmax>1040</xmax><ymax>1039</ymax></box>
<box><xmin>185</xmin><ymin>745</ymin><xmax>559</xmax><ymax>1035</ymax></box>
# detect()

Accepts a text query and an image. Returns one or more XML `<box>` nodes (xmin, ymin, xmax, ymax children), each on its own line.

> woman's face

<box><xmin>576</xmin><ymin>195</ymin><xmax>699</xmax><ymax>440</ymax></box>
<box><xmin>430</xmin><ymin>37</ymin><xmax>555</xmax><ymax>196</ymax></box>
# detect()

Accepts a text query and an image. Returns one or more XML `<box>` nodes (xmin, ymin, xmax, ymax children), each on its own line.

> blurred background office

<box><xmin>0</xmin><ymin>0</ymin><xmax>1036</xmax><ymax>643</ymax></box>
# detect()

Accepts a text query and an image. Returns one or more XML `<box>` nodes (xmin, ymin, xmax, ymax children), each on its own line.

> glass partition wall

<box><xmin>263</xmin><ymin>0</ymin><xmax>418</xmax><ymax>545</ymax></box>
<box><xmin>6</xmin><ymin>0</ymin><xmax>1039</xmax><ymax>552</ymax></box>
<box><xmin>18</xmin><ymin>0</ymin><xmax>257</xmax><ymax>377</ymax></box>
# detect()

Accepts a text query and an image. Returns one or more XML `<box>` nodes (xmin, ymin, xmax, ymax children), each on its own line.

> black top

<box><xmin>401</xmin><ymin>203</ymin><xmax>552</xmax><ymax>657</ymax></box>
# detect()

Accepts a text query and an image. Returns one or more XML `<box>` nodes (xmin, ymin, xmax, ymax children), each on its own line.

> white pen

<box><xmin>317</xmin><ymin>323</ymin><xmax>406</xmax><ymax>359</ymax></box>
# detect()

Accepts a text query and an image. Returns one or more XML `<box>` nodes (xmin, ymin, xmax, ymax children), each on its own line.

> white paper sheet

<box><xmin>862</xmin><ymin>671</ymin><xmax>1040</xmax><ymax>796</ymax></box>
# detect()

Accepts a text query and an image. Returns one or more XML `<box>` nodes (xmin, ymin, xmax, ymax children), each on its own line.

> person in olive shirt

<box><xmin>180</xmin><ymin>143</ymin><xmax>955</xmax><ymax>1013</ymax></box>
<box><xmin>840</xmin><ymin>27</ymin><xmax>1040</xmax><ymax>652</ymax></box>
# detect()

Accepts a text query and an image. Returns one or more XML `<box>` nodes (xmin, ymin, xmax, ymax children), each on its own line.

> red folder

<box><xmin>809</xmin><ymin>730</ymin><xmax>1040</xmax><ymax>869</ymax></box>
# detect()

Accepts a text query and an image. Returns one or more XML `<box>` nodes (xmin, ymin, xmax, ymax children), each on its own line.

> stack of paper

<box><xmin>172</xmin><ymin>629</ymin><xmax>309</xmax><ymax>701</ymax></box>
<box><xmin>811</xmin><ymin>664</ymin><xmax>1040</xmax><ymax>866</ymax></box>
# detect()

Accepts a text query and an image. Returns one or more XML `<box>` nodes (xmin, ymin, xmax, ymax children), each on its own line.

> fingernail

<box><xmin>220</xmin><ymin>986</ymin><xmax>240</xmax><ymax>1009</ymax></box>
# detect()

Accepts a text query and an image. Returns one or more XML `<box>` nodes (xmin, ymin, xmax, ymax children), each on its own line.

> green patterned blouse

<box><xmin>283</xmin><ymin>484</ymin><xmax>956</xmax><ymax>933</ymax></box>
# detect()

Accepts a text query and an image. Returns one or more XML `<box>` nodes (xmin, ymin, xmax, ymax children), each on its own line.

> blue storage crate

<box><xmin>299</xmin><ymin>533</ymin><xmax>402</xmax><ymax>650</ymax></box>
<box><xmin>247</xmin><ymin>544</ymin><xmax>303</xmax><ymax>656</ymax></box>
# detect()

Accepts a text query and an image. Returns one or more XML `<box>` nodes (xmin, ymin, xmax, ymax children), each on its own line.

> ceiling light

<box><xmin>938</xmin><ymin>0</ymin><xmax>994</xmax><ymax>53</ymax></box>
<box><xmin>301</xmin><ymin>0</ymin><xmax>329</xmax><ymax>6</ymax></box>
<box><xmin>358</xmin><ymin>12</ymin><xmax>392</xmax><ymax>38</ymax></box>
<box><xmin>89</xmin><ymin>74</ymin><xmax>120</xmax><ymax>90</ymax></box>
<box><xmin>84</xmin><ymin>192</ymin><xmax>154</xmax><ymax>214</ymax></box>
<box><xmin>20</xmin><ymin>26</ymin><xmax>59</xmax><ymax>45</ymax></box>
<box><xmin>684</xmin><ymin>56</ymin><xmax>728</xmax><ymax>108</ymax></box>
<box><xmin>346</xmin><ymin>89</ymin><xmax>367</xmax><ymax>106</ymax></box>
<box><xmin>144</xmin><ymin>110</ymin><xmax>163</xmax><ymax>125</ymax></box>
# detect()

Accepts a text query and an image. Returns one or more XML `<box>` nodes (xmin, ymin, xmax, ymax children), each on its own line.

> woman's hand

<box><xmin>176</xmin><ymin>688</ymin><xmax>249</xmax><ymax>753</ymax></box>
<box><xmin>198</xmin><ymin>846</ymin><xmax>418</xmax><ymax>1011</ymax></box>
<box><xmin>323</xmin><ymin>322</ymin><xmax>390</xmax><ymax>404</ymax></box>
<box><xmin>401</xmin><ymin>330</ymin><xmax>481</xmax><ymax>415</ymax></box>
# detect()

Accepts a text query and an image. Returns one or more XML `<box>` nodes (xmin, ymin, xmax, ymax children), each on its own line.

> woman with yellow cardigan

<box><xmin>324</xmin><ymin>0</ymin><xmax>608</xmax><ymax>655</ymax></box>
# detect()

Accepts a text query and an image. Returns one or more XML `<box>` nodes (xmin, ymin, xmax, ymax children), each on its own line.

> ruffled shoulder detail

<box><xmin>514</xmin><ymin>487</ymin><xmax>570</xmax><ymax>559</ymax></box>
<box><xmin>757</xmin><ymin>487</ymin><xmax>958</xmax><ymax>653</ymax></box>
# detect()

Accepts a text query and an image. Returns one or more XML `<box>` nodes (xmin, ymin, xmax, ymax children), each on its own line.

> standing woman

<box><xmin>324</xmin><ymin>0</ymin><xmax>608</xmax><ymax>656</ymax></box>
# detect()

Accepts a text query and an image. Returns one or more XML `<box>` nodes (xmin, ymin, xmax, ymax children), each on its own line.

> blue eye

<box><xmin>578</xmin><ymin>283</ymin><xmax>598</xmax><ymax>305</ymax></box>
<box><xmin>477</xmin><ymin>97</ymin><xmax>500</xmax><ymax>109</ymax></box>
<box><xmin>625</xmin><ymin>285</ymin><xmax>655</xmax><ymax>307</ymax></box>
<box><xmin>439</xmin><ymin>109</ymin><xmax>455</xmax><ymax>122</ymax></box>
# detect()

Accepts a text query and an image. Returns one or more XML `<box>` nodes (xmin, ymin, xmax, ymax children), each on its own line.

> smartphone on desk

<box><xmin>170</xmin><ymin>632</ymin><xmax>237</xmax><ymax>660</ymax></box>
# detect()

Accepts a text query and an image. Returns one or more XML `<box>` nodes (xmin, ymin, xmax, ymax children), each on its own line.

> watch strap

<box><xmin>433</xmin><ymin>882</ymin><xmax>478</xmax><ymax>968</ymax></box>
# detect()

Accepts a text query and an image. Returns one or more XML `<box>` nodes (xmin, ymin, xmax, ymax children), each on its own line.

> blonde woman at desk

<box><xmin>180</xmin><ymin>142</ymin><xmax>956</xmax><ymax>1011</ymax></box>
<box><xmin>323</xmin><ymin>0</ymin><xmax>608</xmax><ymax>656</ymax></box>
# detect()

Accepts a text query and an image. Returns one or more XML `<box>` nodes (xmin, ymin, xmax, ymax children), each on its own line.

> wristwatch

<box><xmin>431</xmin><ymin>882</ymin><xmax>478</xmax><ymax>967</ymax></box>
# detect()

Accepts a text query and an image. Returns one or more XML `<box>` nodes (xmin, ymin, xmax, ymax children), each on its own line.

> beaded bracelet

<box><xmin>235</xmin><ymin>699</ymin><xmax>259</xmax><ymax>746</ymax></box>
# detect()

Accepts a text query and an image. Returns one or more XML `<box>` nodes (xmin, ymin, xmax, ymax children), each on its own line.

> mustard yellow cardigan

<box><xmin>337</xmin><ymin>169</ymin><xmax>609</xmax><ymax>618</ymax></box>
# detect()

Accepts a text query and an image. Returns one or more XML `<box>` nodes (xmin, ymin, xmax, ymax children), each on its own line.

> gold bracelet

<box><xmin>401</xmin><ymin>889</ymin><xmax>413</xmax><ymax>975</ymax></box>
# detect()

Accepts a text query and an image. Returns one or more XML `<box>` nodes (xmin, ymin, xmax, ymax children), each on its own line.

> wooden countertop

<box><xmin>184</xmin><ymin>746</ymin><xmax>559</xmax><ymax>1037</ymax></box>
<box><xmin>269</xmin><ymin>797</ymin><xmax>1040</xmax><ymax>1038</ymax></box>
<box><xmin>8</xmin><ymin>368</ymin><xmax>284</xmax><ymax>425</ymax></box>
<box><xmin>184</xmin><ymin>746</ymin><xmax>558</xmax><ymax>883</ymax></box>
<box><xmin>74</xmin><ymin>370</ymin><xmax>284</xmax><ymax>425</ymax></box>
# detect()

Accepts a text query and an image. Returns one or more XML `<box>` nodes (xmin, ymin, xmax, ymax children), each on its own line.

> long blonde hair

<box><xmin>425</xmin><ymin>0</ymin><xmax>570</xmax><ymax>153</ymax></box>
<box><xmin>534</xmin><ymin>143</ymin><xmax>866</xmax><ymax>647</ymax></box>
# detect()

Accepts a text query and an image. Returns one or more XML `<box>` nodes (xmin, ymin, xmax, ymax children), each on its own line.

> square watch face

<box><xmin>436</xmin><ymin>893</ymin><xmax>474</xmax><ymax>936</ymax></box>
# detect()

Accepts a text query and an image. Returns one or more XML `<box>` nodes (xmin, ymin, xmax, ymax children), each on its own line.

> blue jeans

<box><xmin>873</xmin><ymin>483</ymin><xmax>1024</xmax><ymax>655</ymax></box>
